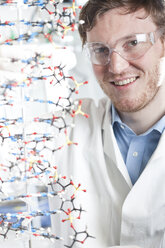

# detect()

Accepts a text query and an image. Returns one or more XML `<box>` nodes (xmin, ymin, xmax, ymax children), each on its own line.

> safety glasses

<box><xmin>85</xmin><ymin>28</ymin><xmax>164</xmax><ymax>65</ymax></box>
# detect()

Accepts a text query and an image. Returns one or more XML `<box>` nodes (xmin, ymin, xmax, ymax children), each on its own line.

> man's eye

<box><xmin>94</xmin><ymin>47</ymin><xmax>108</xmax><ymax>54</ymax></box>
<box><xmin>127</xmin><ymin>40</ymin><xmax>138</xmax><ymax>47</ymax></box>
<box><xmin>122</xmin><ymin>39</ymin><xmax>141</xmax><ymax>51</ymax></box>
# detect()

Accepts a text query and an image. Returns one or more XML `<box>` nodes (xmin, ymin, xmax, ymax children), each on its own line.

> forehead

<box><xmin>86</xmin><ymin>7</ymin><xmax>157</xmax><ymax>43</ymax></box>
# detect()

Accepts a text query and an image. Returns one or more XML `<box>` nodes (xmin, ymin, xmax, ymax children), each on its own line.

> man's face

<box><xmin>86</xmin><ymin>8</ymin><xmax>165</xmax><ymax>113</ymax></box>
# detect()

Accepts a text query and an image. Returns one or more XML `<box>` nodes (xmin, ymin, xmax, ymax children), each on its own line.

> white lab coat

<box><xmin>49</xmin><ymin>97</ymin><xmax>165</xmax><ymax>248</ymax></box>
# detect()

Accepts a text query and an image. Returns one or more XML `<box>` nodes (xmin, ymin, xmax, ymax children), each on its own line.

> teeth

<box><xmin>113</xmin><ymin>77</ymin><xmax>136</xmax><ymax>86</ymax></box>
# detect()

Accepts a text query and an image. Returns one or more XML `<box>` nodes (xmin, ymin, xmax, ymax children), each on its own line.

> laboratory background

<box><xmin>0</xmin><ymin>0</ymin><xmax>103</xmax><ymax>248</ymax></box>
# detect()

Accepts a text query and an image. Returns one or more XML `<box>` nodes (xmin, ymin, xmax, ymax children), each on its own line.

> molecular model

<box><xmin>0</xmin><ymin>0</ymin><xmax>93</xmax><ymax>247</ymax></box>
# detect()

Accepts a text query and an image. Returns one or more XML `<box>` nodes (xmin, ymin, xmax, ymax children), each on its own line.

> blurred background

<box><xmin>0</xmin><ymin>0</ymin><xmax>105</xmax><ymax>247</ymax></box>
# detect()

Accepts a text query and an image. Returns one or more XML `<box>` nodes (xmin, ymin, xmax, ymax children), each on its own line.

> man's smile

<box><xmin>111</xmin><ymin>76</ymin><xmax>138</xmax><ymax>86</ymax></box>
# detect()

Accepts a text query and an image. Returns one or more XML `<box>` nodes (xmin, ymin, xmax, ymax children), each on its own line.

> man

<box><xmin>50</xmin><ymin>0</ymin><xmax>165</xmax><ymax>247</ymax></box>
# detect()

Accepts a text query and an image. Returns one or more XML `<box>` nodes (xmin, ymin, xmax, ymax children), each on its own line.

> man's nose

<box><xmin>108</xmin><ymin>51</ymin><xmax>130</xmax><ymax>74</ymax></box>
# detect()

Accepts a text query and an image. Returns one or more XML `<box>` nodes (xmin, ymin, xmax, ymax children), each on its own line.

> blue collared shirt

<box><xmin>111</xmin><ymin>105</ymin><xmax>165</xmax><ymax>185</ymax></box>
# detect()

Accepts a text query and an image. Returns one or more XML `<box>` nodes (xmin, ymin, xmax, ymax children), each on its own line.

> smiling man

<box><xmin>50</xmin><ymin>1</ymin><xmax>165</xmax><ymax>248</ymax></box>
<box><xmin>86</xmin><ymin>9</ymin><xmax>164</xmax><ymax>116</ymax></box>
<box><xmin>82</xmin><ymin>2</ymin><xmax>165</xmax><ymax>135</ymax></box>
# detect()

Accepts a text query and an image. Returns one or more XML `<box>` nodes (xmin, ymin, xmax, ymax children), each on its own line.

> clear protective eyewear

<box><xmin>85</xmin><ymin>28</ymin><xmax>164</xmax><ymax>65</ymax></box>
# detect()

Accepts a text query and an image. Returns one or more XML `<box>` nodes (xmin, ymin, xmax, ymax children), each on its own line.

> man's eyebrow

<box><xmin>117</xmin><ymin>32</ymin><xmax>144</xmax><ymax>41</ymax></box>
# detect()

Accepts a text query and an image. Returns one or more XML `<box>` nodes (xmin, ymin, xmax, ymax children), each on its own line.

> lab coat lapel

<box><xmin>120</xmin><ymin>131</ymin><xmax>165</xmax><ymax>247</ymax></box>
<box><xmin>147</xmin><ymin>129</ymin><xmax>165</xmax><ymax>162</ymax></box>
<box><xmin>102</xmin><ymin>101</ymin><xmax>132</xmax><ymax>188</ymax></box>
<box><xmin>128</xmin><ymin>129</ymin><xmax>165</xmax><ymax>190</ymax></box>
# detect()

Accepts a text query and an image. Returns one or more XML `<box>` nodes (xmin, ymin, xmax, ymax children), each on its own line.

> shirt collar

<box><xmin>111</xmin><ymin>104</ymin><xmax>165</xmax><ymax>135</ymax></box>
<box><xmin>111</xmin><ymin>104</ymin><xmax>131</xmax><ymax>132</ymax></box>
<box><xmin>111</xmin><ymin>104</ymin><xmax>121</xmax><ymax>126</ymax></box>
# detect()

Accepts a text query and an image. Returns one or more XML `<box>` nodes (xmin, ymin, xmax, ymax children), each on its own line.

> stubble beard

<box><xmin>99</xmin><ymin>64</ymin><xmax>161</xmax><ymax>113</ymax></box>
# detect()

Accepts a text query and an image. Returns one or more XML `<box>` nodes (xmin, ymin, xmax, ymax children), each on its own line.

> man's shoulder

<box><xmin>74</xmin><ymin>97</ymin><xmax>111</xmax><ymax>128</ymax></box>
<box><xmin>81</xmin><ymin>97</ymin><xmax>111</xmax><ymax>115</ymax></box>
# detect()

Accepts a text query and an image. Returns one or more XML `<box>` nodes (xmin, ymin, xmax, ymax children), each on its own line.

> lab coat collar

<box><xmin>101</xmin><ymin>98</ymin><xmax>165</xmax><ymax>188</ymax></box>
<box><xmin>102</xmin><ymin>98</ymin><xmax>132</xmax><ymax>188</ymax></box>
<box><xmin>148</xmin><ymin>129</ymin><xmax>165</xmax><ymax>161</ymax></box>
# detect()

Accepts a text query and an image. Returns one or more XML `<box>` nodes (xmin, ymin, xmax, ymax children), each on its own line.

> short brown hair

<box><xmin>78</xmin><ymin>0</ymin><xmax>165</xmax><ymax>45</ymax></box>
